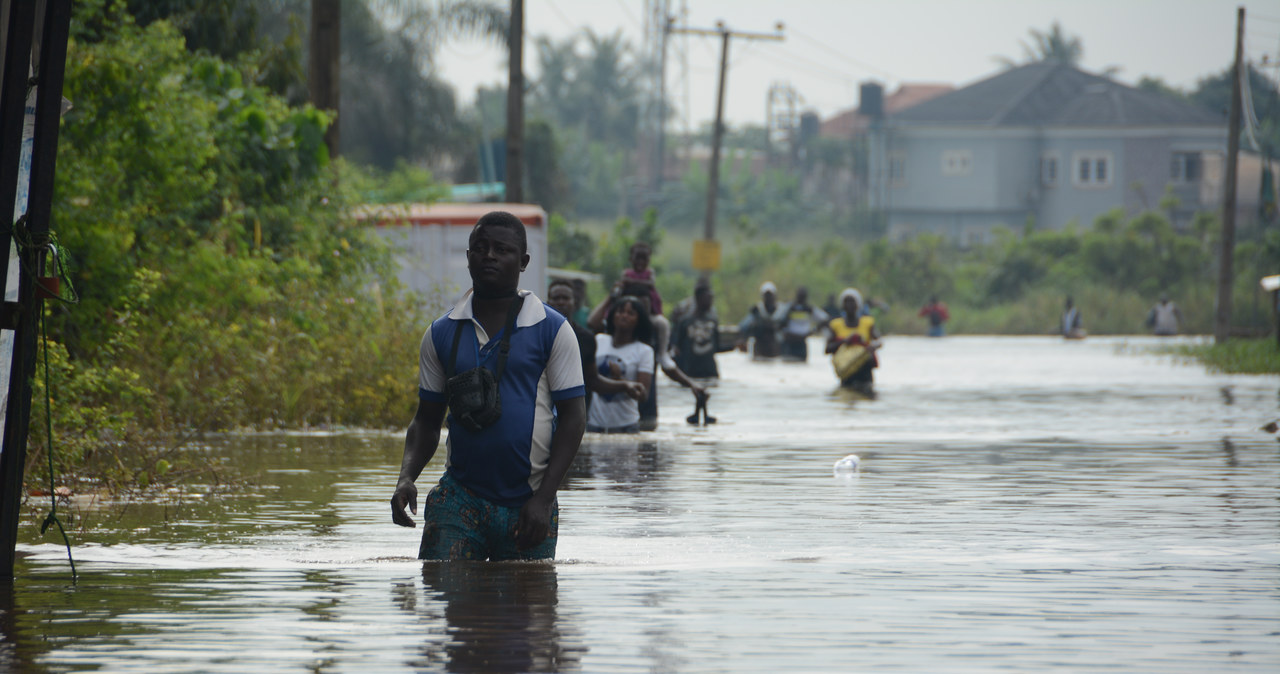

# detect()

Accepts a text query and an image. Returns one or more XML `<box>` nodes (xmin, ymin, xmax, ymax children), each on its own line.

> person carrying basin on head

<box><xmin>736</xmin><ymin>281</ymin><xmax>782</xmax><ymax>360</ymax></box>
<box><xmin>826</xmin><ymin>287</ymin><xmax>882</xmax><ymax>395</ymax></box>
<box><xmin>391</xmin><ymin>211</ymin><xmax>586</xmax><ymax>561</ymax></box>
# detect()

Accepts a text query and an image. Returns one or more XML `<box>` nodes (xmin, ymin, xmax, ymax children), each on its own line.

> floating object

<box><xmin>831</xmin><ymin>343</ymin><xmax>870</xmax><ymax>380</ymax></box>
<box><xmin>1262</xmin><ymin>420</ymin><xmax>1278</xmax><ymax>434</ymax></box>
<box><xmin>832</xmin><ymin>454</ymin><xmax>860</xmax><ymax>475</ymax></box>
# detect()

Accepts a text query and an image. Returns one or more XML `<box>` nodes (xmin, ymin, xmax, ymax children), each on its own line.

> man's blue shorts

<box><xmin>418</xmin><ymin>472</ymin><xmax>558</xmax><ymax>561</ymax></box>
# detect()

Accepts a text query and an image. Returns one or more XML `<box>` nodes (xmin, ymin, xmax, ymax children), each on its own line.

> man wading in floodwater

<box><xmin>391</xmin><ymin>211</ymin><xmax>586</xmax><ymax>560</ymax></box>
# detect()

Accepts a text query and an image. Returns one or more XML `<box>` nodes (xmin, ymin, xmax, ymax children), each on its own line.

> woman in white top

<box><xmin>587</xmin><ymin>296</ymin><xmax>654</xmax><ymax>433</ymax></box>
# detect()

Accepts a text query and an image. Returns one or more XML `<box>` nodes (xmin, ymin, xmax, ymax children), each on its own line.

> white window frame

<box><xmin>1171</xmin><ymin>151</ymin><xmax>1201</xmax><ymax>184</ymax></box>
<box><xmin>1072</xmin><ymin>151</ymin><xmax>1113</xmax><ymax>188</ymax></box>
<box><xmin>941</xmin><ymin>149</ymin><xmax>973</xmax><ymax>176</ymax></box>
<box><xmin>1040</xmin><ymin>152</ymin><xmax>1059</xmax><ymax>187</ymax></box>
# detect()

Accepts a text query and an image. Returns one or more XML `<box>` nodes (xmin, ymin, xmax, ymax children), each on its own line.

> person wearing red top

<box><xmin>918</xmin><ymin>296</ymin><xmax>950</xmax><ymax>337</ymax></box>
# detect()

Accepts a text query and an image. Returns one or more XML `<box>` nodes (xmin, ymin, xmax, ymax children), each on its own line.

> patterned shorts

<box><xmin>418</xmin><ymin>472</ymin><xmax>558</xmax><ymax>561</ymax></box>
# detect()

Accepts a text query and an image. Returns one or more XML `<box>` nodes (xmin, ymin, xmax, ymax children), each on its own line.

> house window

<box><xmin>889</xmin><ymin>152</ymin><xmax>906</xmax><ymax>186</ymax></box>
<box><xmin>1040</xmin><ymin>153</ymin><xmax>1058</xmax><ymax>187</ymax></box>
<box><xmin>1072</xmin><ymin>151</ymin><xmax>1112</xmax><ymax>188</ymax></box>
<box><xmin>941</xmin><ymin>149</ymin><xmax>972</xmax><ymax>176</ymax></box>
<box><xmin>1171</xmin><ymin>152</ymin><xmax>1202</xmax><ymax>183</ymax></box>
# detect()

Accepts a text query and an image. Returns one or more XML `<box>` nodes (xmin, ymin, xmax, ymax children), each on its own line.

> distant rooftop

<box><xmin>820</xmin><ymin>83</ymin><xmax>954</xmax><ymax>137</ymax></box>
<box><xmin>889</xmin><ymin>62</ymin><xmax>1223</xmax><ymax>127</ymax></box>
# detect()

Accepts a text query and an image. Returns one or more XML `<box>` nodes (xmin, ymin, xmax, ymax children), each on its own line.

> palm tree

<box><xmin>996</xmin><ymin>21</ymin><xmax>1083</xmax><ymax>68</ymax></box>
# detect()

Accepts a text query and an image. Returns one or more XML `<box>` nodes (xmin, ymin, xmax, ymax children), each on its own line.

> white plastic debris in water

<box><xmin>832</xmin><ymin>454</ymin><xmax>860</xmax><ymax>476</ymax></box>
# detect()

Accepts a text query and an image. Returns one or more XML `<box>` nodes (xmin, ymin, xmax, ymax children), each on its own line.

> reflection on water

<box><xmin>397</xmin><ymin>562</ymin><xmax>583</xmax><ymax>672</ymax></box>
<box><xmin>5</xmin><ymin>337</ymin><xmax>1280</xmax><ymax>671</ymax></box>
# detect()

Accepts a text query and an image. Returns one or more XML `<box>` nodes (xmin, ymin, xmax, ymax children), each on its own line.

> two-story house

<box><xmin>866</xmin><ymin>62</ymin><xmax>1226</xmax><ymax>244</ymax></box>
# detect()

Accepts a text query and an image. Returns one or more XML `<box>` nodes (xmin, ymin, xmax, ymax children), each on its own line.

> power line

<box><xmin>787</xmin><ymin>26</ymin><xmax>898</xmax><ymax>80</ymax></box>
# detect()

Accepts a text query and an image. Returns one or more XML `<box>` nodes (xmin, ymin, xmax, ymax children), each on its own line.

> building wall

<box><xmin>878</xmin><ymin>125</ymin><xmax>1226</xmax><ymax>241</ymax></box>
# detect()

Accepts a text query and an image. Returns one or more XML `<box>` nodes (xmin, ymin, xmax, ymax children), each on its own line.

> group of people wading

<box><xmin>736</xmin><ymin>281</ymin><xmax>883</xmax><ymax>394</ymax></box>
<box><xmin>391</xmin><ymin>217</ymin><xmax>725</xmax><ymax>562</ymax></box>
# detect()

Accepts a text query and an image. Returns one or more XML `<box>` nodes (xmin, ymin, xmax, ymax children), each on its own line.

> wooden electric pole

<box><xmin>505</xmin><ymin>0</ymin><xmax>524</xmax><ymax>203</ymax></box>
<box><xmin>668</xmin><ymin>21</ymin><xmax>782</xmax><ymax>263</ymax></box>
<box><xmin>1215</xmin><ymin>6</ymin><xmax>1244</xmax><ymax>344</ymax></box>
<box><xmin>309</xmin><ymin>0</ymin><xmax>341</xmax><ymax>158</ymax></box>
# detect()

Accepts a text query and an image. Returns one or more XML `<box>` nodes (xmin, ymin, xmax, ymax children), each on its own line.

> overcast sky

<box><xmin>434</xmin><ymin>0</ymin><xmax>1280</xmax><ymax>129</ymax></box>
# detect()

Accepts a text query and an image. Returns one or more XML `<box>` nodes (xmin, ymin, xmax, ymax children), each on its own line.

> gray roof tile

<box><xmin>890</xmin><ymin>62</ymin><xmax>1222</xmax><ymax>127</ymax></box>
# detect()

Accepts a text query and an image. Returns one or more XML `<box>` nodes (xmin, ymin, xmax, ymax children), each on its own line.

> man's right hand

<box><xmin>391</xmin><ymin>481</ymin><xmax>418</xmax><ymax>527</ymax></box>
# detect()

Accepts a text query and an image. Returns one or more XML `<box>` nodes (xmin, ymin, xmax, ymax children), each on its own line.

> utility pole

<box><xmin>505</xmin><ymin>0</ymin><xmax>524</xmax><ymax>203</ymax></box>
<box><xmin>309</xmin><ymin>0</ymin><xmax>341</xmax><ymax>158</ymax></box>
<box><xmin>668</xmin><ymin>20</ymin><xmax>783</xmax><ymax>272</ymax></box>
<box><xmin>1215</xmin><ymin>6</ymin><xmax>1244</xmax><ymax>345</ymax></box>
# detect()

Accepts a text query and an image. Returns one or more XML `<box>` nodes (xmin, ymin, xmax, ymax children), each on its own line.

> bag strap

<box><xmin>491</xmin><ymin>295</ymin><xmax>525</xmax><ymax>382</ymax></box>
<box><xmin>447</xmin><ymin>294</ymin><xmax>525</xmax><ymax>380</ymax></box>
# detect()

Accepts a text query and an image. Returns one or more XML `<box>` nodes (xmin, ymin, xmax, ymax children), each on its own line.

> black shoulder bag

<box><xmin>445</xmin><ymin>295</ymin><xmax>525</xmax><ymax>432</ymax></box>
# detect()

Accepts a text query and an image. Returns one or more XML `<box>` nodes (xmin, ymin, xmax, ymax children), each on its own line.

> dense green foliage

<box><xmin>30</xmin><ymin>4</ymin><xmax>426</xmax><ymax>493</ymax></box>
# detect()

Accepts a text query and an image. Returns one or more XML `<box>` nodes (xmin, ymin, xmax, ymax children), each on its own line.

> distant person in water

<box><xmin>547</xmin><ymin>280</ymin><xmax>644</xmax><ymax>413</ymax></box>
<box><xmin>587</xmin><ymin>295</ymin><xmax>654</xmax><ymax>434</ymax></box>
<box><xmin>737</xmin><ymin>281</ymin><xmax>782</xmax><ymax>359</ymax></box>
<box><xmin>672</xmin><ymin>279</ymin><xmax>735</xmax><ymax>379</ymax></box>
<box><xmin>918</xmin><ymin>295</ymin><xmax>950</xmax><ymax>337</ymax></box>
<box><xmin>1145</xmin><ymin>293</ymin><xmax>1183</xmax><ymax>336</ymax></box>
<box><xmin>826</xmin><ymin>287</ymin><xmax>882</xmax><ymax>394</ymax></box>
<box><xmin>776</xmin><ymin>286</ymin><xmax>828</xmax><ymax>362</ymax></box>
<box><xmin>588</xmin><ymin>281</ymin><xmax>708</xmax><ymax>430</ymax></box>
<box><xmin>1061</xmin><ymin>296</ymin><xmax>1085</xmax><ymax>339</ymax></box>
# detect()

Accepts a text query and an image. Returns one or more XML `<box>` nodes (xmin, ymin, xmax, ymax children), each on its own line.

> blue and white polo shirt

<box><xmin>419</xmin><ymin>289</ymin><xmax>585</xmax><ymax>507</ymax></box>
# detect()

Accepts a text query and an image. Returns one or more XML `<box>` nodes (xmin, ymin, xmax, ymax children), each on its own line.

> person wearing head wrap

<box><xmin>736</xmin><ymin>281</ymin><xmax>781</xmax><ymax>359</ymax></box>
<box><xmin>825</xmin><ymin>287</ymin><xmax>882</xmax><ymax>393</ymax></box>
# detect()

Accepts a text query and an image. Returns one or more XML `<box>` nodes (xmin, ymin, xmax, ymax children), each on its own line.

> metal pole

<box><xmin>0</xmin><ymin>0</ymin><xmax>72</xmax><ymax>580</ymax></box>
<box><xmin>1214</xmin><ymin>6</ymin><xmax>1244</xmax><ymax>345</ymax></box>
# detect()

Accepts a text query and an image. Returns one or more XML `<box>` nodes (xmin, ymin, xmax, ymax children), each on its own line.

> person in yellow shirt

<box><xmin>825</xmin><ymin>287</ymin><xmax>882</xmax><ymax>394</ymax></box>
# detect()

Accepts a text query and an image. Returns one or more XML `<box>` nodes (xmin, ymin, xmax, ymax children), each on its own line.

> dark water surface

<box><xmin>9</xmin><ymin>336</ymin><xmax>1280</xmax><ymax>672</ymax></box>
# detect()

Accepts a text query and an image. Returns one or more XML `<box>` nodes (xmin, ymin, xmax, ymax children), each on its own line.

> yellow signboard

<box><xmin>692</xmin><ymin>239</ymin><xmax>721</xmax><ymax>272</ymax></box>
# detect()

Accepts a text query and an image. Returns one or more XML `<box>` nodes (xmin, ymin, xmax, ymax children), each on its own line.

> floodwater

<box><xmin>8</xmin><ymin>336</ymin><xmax>1280</xmax><ymax>672</ymax></box>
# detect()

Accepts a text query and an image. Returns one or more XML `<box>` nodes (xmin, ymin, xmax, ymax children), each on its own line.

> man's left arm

<box><xmin>516</xmin><ymin>322</ymin><xmax>586</xmax><ymax>549</ymax></box>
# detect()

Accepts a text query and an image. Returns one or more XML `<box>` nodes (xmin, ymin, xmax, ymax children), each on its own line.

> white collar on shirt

<box><xmin>447</xmin><ymin>288</ymin><xmax>547</xmax><ymax>329</ymax></box>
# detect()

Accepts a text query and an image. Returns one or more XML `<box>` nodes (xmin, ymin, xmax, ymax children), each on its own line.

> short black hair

<box><xmin>471</xmin><ymin>211</ymin><xmax>528</xmax><ymax>254</ymax></box>
<box><xmin>548</xmin><ymin>278</ymin><xmax>575</xmax><ymax>295</ymax></box>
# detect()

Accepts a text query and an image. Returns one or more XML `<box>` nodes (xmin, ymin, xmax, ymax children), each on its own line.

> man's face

<box><xmin>467</xmin><ymin>225</ymin><xmax>528</xmax><ymax>296</ymax></box>
<box><xmin>548</xmin><ymin>284</ymin><xmax>576</xmax><ymax>318</ymax></box>
<box><xmin>762</xmin><ymin>290</ymin><xmax>776</xmax><ymax>305</ymax></box>
<box><xmin>795</xmin><ymin>288</ymin><xmax>808</xmax><ymax>304</ymax></box>
<box><xmin>695</xmin><ymin>289</ymin><xmax>713</xmax><ymax>312</ymax></box>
